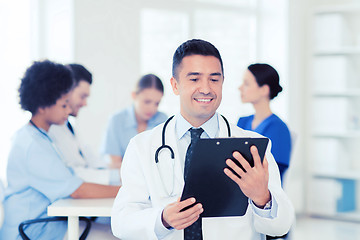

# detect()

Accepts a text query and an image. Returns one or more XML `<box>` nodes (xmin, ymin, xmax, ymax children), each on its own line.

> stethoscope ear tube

<box><xmin>220</xmin><ymin>114</ymin><xmax>231</xmax><ymax>137</ymax></box>
<box><xmin>155</xmin><ymin>115</ymin><xmax>175</xmax><ymax>163</ymax></box>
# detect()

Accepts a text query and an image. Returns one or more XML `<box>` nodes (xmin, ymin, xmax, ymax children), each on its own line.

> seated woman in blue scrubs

<box><xmin>0</xmin><ymin>60</ymin><xmax>120</xmax><ymax>240</ymax></box>
<box><xmin>0</xmin><ymin>180</ymin><xmax>4</xmax><ymax>229</ymax></box>
<box><xmin>237</xmin><ymin>63</ymin><xmax>292</xmax><ymax>183</ymax></box>
<box><xmin>101</xmin><ymin>74</ymin><xmax>167</xmax><ymax>169</ymax></box>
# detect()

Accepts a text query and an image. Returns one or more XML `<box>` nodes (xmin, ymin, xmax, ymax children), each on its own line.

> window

<box><xmin>0</xmin><ymin>0</ymin><xmax>73</xmax><ymax>181</ymax></box>
<box><xmin>140</xmin><ymin>0</ymin><xmax>288</xmax><ymax>123</ymax></box>
<box><xmin>0</xmin><ymin>1</ymin><xmax>32</xmax><ymax>181</ymax></box>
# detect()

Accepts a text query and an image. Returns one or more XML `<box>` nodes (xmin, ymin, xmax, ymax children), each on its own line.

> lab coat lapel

<box><xmin>150</xmin><ymin>116</ymin><xmax>184</xmax><ymax>198</ymax></box>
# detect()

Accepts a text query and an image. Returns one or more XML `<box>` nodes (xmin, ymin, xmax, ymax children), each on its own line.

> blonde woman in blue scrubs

<box><xmin>238</xmin><ymin>63</ymin><xmax>292</xmax><ymax>183</ymax></box>
<box><xmin>101</xmin><ymin>74</ymin><xmax>167</xmax><ymax>169</ymax></box>
<box><xmin>0</xmin><ymin>60</ymin><xmax>120</xmax><ymax>240</ymax></box>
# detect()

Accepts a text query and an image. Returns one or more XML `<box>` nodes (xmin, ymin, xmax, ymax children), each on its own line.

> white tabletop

<box><xmin>47</xmin><ymin>198</ymin><xmax>115</xmax><ymax>240</ymax></box>
<box><xmin>47</xmin><ymin>198</ymin><xmax>114</xmax><ymax>217</ymax></box>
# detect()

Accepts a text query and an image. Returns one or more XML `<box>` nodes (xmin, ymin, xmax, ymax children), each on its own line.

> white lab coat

<box><xmin>111</xmin><ymin>114</ymin><xmax>294</xmax><ymax>240</ymax></box>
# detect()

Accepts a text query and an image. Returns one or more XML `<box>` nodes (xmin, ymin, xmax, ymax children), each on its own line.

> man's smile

<box><xmin>194</xmin><ymin>98</ymin><xmax>213</xmax><ymax>103</ymax></box>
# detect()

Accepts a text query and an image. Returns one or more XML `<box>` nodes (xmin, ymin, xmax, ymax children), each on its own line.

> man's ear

<box><xmin>170</xmin><ymin>77</ymin><xmax>179</xmax><ymax>95</ymax></box>
<box><xmin>37</xmin><ymin>107</ymin><xmax>45</xmax><ymax>114</ymax></box>
<box><xmin>131</xmin><ymin>91</ymin><xmax>136</xmax><ymax>100</ymax></box>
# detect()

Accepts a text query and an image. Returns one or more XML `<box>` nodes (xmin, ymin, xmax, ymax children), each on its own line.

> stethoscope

<box><xmin>154</xmin><ymin>114</ymin><xmax>231</xmax><ymax>197</ymax></box>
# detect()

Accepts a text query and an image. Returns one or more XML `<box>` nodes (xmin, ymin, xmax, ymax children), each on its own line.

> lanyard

<box><xmin>29</xmin><ymin>120</ymin><xmax>63</xmax><ymax>158</ymax></box>
<box><xmin>29</xmin><ymin>120</ymin><xmax>53</xmax><ymax>142</ymax></box>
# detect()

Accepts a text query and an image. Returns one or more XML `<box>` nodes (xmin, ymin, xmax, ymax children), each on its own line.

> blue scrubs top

<box><xmin>0</xmin><ymin>124</ymin><xmax>83</xmax><ymax>240</ymax></box>
<box><xmin>237</xmin><ymin>114</ymin><xmax>292</xmax><ymax>181</ymax></box>
<box><xmin>0</xmin><ymin>181</ymin><xmax>4</xmax><ymax>203</ymax></box>
<box><xmin>101</xmin><ymin>106</ymin><xmax>167</xmax><ymax>157</ymax></box>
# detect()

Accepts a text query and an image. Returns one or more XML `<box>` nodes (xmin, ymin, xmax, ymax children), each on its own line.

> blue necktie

<box><xmin>184</xmin><ymin>127</ymin><xmax>204</xmax><ymax>240</ymax></box>
<box><xmin>67</xmin><ymin>121</ymin><xmax>75</xmax><ymax>135</ymax></box>
<box><xmin>67</xmin><ymin>121</ymin><xmax>84</xmax><ymax>158</ymax></box>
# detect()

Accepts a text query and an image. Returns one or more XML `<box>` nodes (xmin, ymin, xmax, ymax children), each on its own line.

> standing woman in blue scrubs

<box><xmin>0</xmin><ymin>60</ymin><xmax>120</xmax><ymax>240</ymax></box>
<box><xmin>101</xmin><ymin>74</ymin><xmax>167</xmax><ymax>169</ymax></box>
<box><xmin>237</xmin><ymin>63</ymin><xmax>291</xmax><ymax>183</ymax></box>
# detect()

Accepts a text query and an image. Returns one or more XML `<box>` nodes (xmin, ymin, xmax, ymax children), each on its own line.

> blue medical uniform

<box><xmin>101</xmin><ymin>106</ymin><xmax>167</xmax><ymax>157</ymax></box>
<box><xmin>0</xmin><ymin>181</ymin><xmax>4</xmax><ymax>203</ymax></box>
<box><xmin>237</xmin><ymin>114</ymin><xmax>291</xmax><ymax>182</ymax></box>
<box><xmin>0</xmin><ymin>124</ymin><xmax>83</xmax><ymax>240</ymax></box>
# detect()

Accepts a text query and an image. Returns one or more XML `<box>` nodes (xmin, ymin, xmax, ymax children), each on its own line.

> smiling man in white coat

<box><xmin>111</xmin><ymin>39</ymin><xmax>294</xmax><ymax>240</ymax></box>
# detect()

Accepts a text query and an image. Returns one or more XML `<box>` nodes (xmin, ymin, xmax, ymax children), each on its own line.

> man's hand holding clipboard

<box><xmin>224</xmin><ymin>145</ymin><xmax>271</xmax><ymax>209</ymax></box>
<box><xmin>180</xmin><ymin>137</ymin><xmax>269</xmax><ymax>217</ymax></box>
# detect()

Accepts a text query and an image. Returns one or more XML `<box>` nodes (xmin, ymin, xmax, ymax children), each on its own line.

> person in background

<box><xmin>0</xmin><ymin>180</ymin><xmax>4</xmax><ymax>229</ymax></box>
<box><xmin>237</xmin><ymin>63</ymin><xmax>292</xmax><ymax>183</ymax></box>
<box><xmin>101</xmin><ymin>74</ymin><xmax>167</xmax><ymax>169</ymax></box>
<box><xmin>49</xmin><ymin>64</ymin><xmax>120</xmax><ymax>185</ymax></box>
<box><xmin>0</xmin><ymin>60</ymin><xmax>120</xmax><ymax>240</ymax></box>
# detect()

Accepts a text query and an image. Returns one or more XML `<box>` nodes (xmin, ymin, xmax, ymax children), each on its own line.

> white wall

<box><xmin>285</xmin><ymin>0</ymin><xmax>311</xmax><ymax>215</ymax></box>
<box><xmin>73</xmin><ymin>0</ymin><xmax>141</xmax><ymax>153</ymax></box>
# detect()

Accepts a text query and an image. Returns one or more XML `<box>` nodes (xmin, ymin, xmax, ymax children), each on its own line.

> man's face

<box><xmin>69</xmin><ymin>80</ymin><xmax>90</xmax><ymax>117</ymax></box>
<box><xmin>171</xmin><ymin>55</ymin><xmax>224</xmax><ymax>127</ymax></box>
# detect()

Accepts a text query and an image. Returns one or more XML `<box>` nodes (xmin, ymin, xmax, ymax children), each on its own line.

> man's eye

<box><xmin>190</xmin><ymin>78</ymin><xmax>198</xmax><ymax>81</ymax></box>
<box><xmin>211</xmin><ymin>79</ymin><xmax>219</xmax><ymax>82</ymax></box>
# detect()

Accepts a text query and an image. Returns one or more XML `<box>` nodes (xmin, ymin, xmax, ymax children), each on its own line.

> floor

<box><xmin>291</xmin><ymin>216</ymin><xmax>360</xmax><ymax>240</ymax></box>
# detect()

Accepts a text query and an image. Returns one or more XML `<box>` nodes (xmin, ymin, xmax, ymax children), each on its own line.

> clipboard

<box><xmin>180</xmin><ymin>137</ymin><xmax>269</xmax><ymax>217</ymax></box>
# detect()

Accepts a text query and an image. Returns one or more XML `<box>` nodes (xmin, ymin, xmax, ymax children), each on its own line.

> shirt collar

<box><xmin>176</xmin><ymin>112</ymin><xmax>219</xmax><ymax>140</ymax></box>
<box><xmin>125</xmin><ymin>105</ymin><xmax>161</xmax><ymax>128</ymax></box>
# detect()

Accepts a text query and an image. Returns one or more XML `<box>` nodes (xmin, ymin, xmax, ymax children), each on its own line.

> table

<box><xmin>47</xmin><ymin>198</ymin><xmax>114</xmax><ymax>240</ymax></box>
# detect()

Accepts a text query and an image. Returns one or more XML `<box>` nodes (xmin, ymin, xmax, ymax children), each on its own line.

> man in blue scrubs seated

<box><xmin>49</xmin><ymin>64</ymin><xmax>120</xmax><ymax>185</ymax></box>
<box><xmin>101</xmin><ymin>74</ymin><xmax>167</xmax><ymax>169</ymax></box>
<box><xmin>0</xmin><ymin>60</ymin><xmax>120</xmax><ymax>240</ymax></box>
<box><xmin>237</xmin><ymin>63</ymin><xmax>292</xmax><ymax>183</ymax></box>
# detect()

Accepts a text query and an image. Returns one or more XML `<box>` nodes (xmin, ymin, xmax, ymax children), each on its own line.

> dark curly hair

<box><xmin>19</xmin><ymin>60</ymin><xmax>74</xmax><ymax>114</ymax></box>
